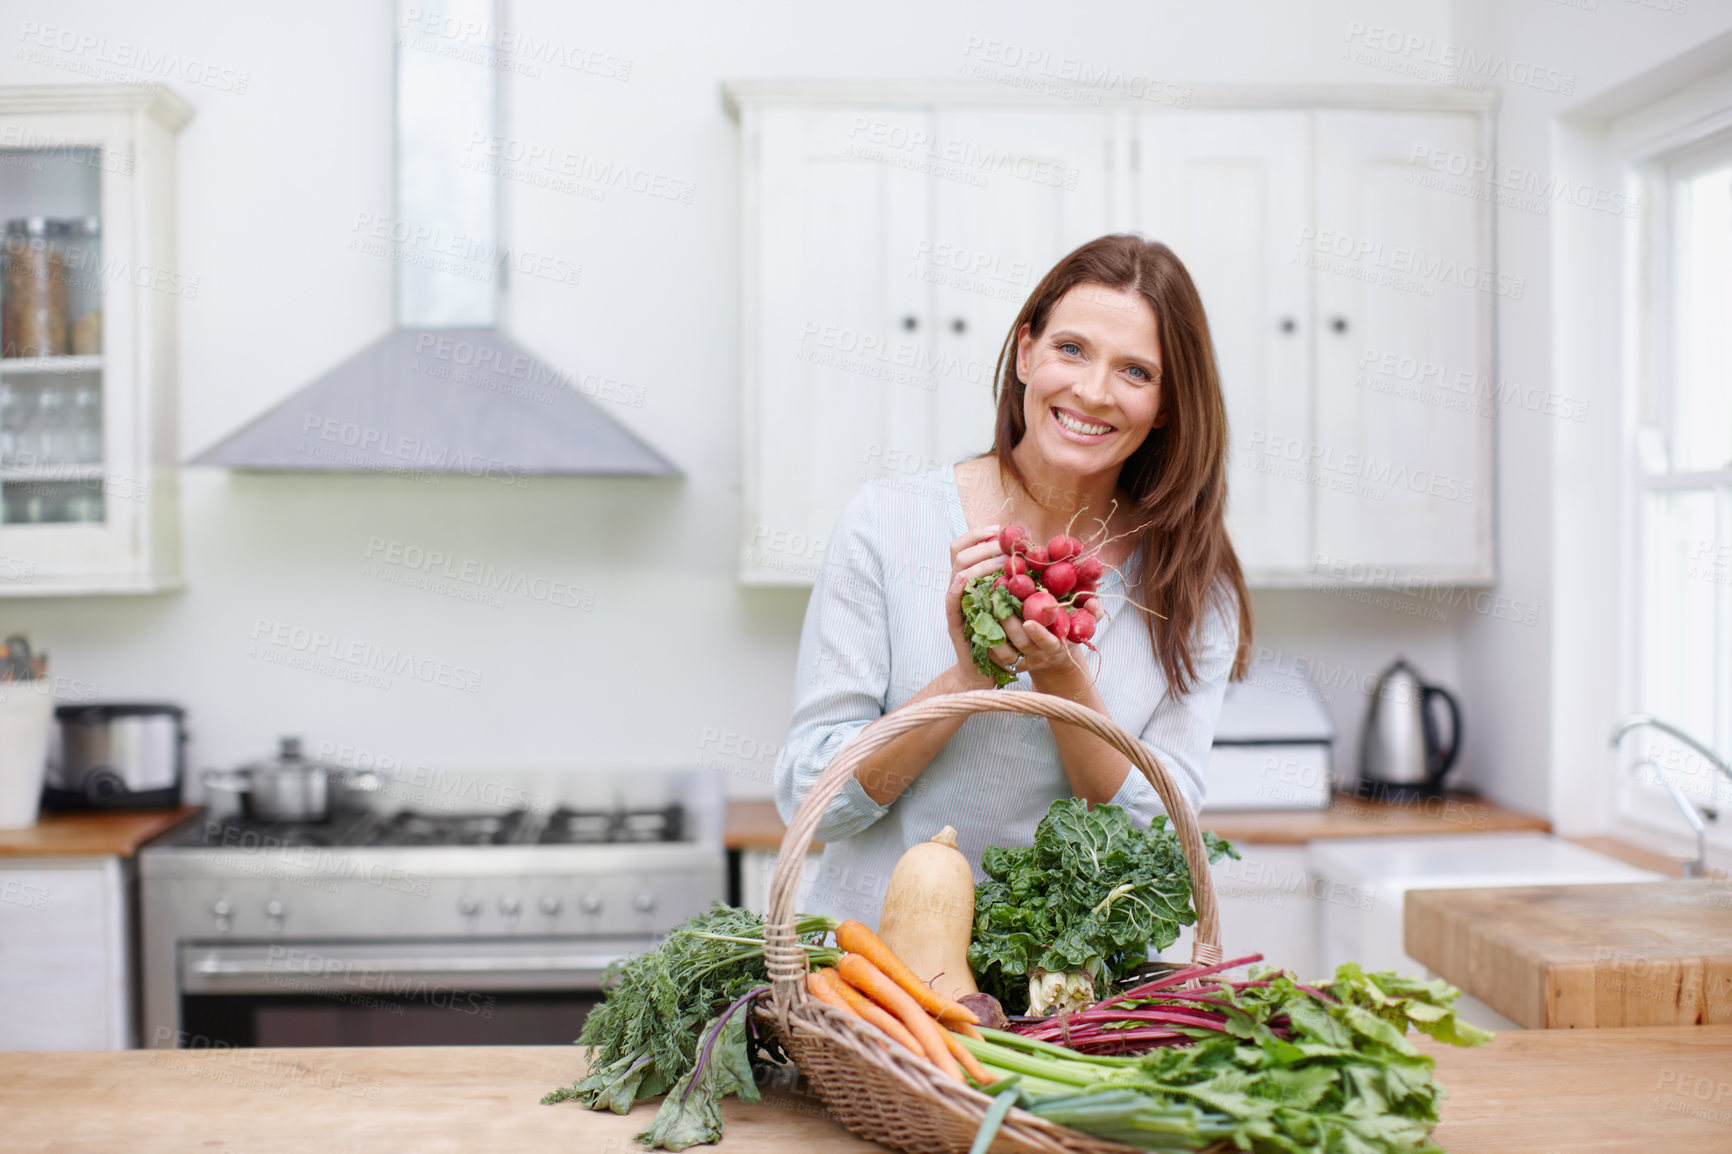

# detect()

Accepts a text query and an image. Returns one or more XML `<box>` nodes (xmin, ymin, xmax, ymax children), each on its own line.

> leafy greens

<box><xmin>969</xmin><ymin>798</ymin><xmax>1237</xmax><ymax>1015</ymax></box>
<box><xmin>541</xmin><ymin>903</ymin><xmax>836</xmax><ymax>1151</ymax></box>
<box><xmin>998</xmin><ymin>964</ymin><xmax>1494</xmax><ymax>1153</ymax></box>
<box><xmin>961</xmin><ymin>573</ymin><xmax>1024</xmax><ymax>687</ymax></box>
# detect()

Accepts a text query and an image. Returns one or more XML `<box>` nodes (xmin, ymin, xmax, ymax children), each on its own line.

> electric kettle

<box><xmin>1352</xmin><ymin>658</ymin><xmax>1461</xmax><ymax>799</ymax></box>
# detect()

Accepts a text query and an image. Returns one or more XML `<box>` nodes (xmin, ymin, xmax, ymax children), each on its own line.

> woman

<box><xmin>773</xmin><ymin>234</ymin><xmax>1252</xmax><ymax>927</ymax></box>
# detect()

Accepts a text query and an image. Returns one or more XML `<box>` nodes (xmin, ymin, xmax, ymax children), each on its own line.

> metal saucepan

<box><xmin>202</xmin><ymin>736</ymin><xmax>381</xmax><ymax>823</ymax></box>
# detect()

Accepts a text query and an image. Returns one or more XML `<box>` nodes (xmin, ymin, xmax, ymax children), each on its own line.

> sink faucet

<box><xmin>1608</xmin><ymin>714</ymin><xmax>1732</xmax><ymax>878</ymax></box>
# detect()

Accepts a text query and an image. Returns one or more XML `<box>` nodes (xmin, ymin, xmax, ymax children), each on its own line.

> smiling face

<box><xmin>1013</xmin><ymin>282</ymin><xmax>1166</xmax><ymax>485</ymax></box>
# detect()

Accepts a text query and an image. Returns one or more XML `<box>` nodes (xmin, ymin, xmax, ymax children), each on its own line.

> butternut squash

<box><xmin>874</xmin><ymin>825</ymin><xmax>979</xmax><ymax>1003</ymax></box>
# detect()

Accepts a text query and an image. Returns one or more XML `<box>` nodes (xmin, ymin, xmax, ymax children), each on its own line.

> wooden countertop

<box><xmin>725</xmin><ymin>793</ymin><xmax>1551</xmax><ymax>851</ymax></box>
<box><xmin>1405</xmin><ymin>880</ymin><xmax>1732</xmax><ymax>1029</ymax></box>
<box><xmin>4</xmin><ymin>1030</ymin><xmax>1732</xmax><ymax>1152</ymax></box>
<box><xmin>0</xmin><ymin>807</ymin><xmax>196</xmax><ymax>858</ymax></box>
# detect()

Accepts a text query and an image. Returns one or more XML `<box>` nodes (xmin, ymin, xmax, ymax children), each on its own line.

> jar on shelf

<box><xmin>2</xmin><ymin>218</ymin><xmax>70</xmax><ymax>359</ymax></box>
<box><xmin>72</xmin><ymin>382</ymin><xmax>102</xmax><ymax>464</ymax></box>
<box><xmin>63</xmin><ymin>216</ymin><xmax>102</xmax><ymax>357</ymax></box>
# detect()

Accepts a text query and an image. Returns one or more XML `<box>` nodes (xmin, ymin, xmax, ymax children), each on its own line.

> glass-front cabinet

<box><xmin>0</xmin><ymin>86</ymin><xmax>189</xmax><ymax>594</ymax></box>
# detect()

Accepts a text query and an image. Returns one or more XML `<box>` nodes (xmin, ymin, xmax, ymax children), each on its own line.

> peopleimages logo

<box><xmin>1342</xmin><ymin>22</ymin><xmax>1576</xmax><ymax>95</ymax></box>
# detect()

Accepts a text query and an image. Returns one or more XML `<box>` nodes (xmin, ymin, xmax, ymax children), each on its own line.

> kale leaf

<box><xmin>969</xmin><ymin>798</ymin><xmax>1237</xmax><ymax>1015</ymax></box>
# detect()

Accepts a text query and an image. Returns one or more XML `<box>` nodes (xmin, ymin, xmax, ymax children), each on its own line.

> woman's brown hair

<box><xmin>989</xmin><ymin>233</ymin><xmax>1252</xmax><ymax>693</ymax></box>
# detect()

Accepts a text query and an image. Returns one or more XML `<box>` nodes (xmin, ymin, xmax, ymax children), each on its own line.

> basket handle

<box><xmin>764</xmin><ymin>689</ymin><xmax>1223</xmax><ymax>1012</ymax></box>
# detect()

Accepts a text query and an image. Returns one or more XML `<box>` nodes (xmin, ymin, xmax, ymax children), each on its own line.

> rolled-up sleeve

<box><xmin>774</xmin><ymin>486</ymin><xmax>895</xmax><ymax>841</ymax></box>
<box><xmin>1108</xmin><ymin>590</ymin><xmax>1240</xmax><ymax>825</ymax></box>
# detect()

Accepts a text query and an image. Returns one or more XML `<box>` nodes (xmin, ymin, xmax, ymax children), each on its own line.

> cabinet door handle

<box><xmin>1329</xmin><ymin>316</ymin><xmax>1349</xmax><ymax>335</ymax></box>
<box><xmin>1278</xmin><ymin>317</ymin><xmax>1297</xmax><ymax>335</ymax></box>
<box><xmin>950</xmin><ymin>317</ymin><xmax>967</xmax><ymax>334</ymax></box>
<box><xmin>901</xmin><ymin>315</ymin><xmax>919</xmax><ymax>332</ymax></box>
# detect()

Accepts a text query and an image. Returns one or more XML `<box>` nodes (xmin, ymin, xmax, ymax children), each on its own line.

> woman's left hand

<box><xmin>999</xmin><ymin>614</ymin><xmax>1085</xmax><ymax>683</ymax></box>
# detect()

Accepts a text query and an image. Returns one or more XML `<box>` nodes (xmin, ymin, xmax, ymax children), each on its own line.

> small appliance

<box><xmin>1352</xmin><ymin>658</ymin><xmax>1461</xmax><ymax>800</ymax></box>
<box><xmin>1202</xmin><ymin>662</ymin><xmax>1336</xmax><ymax>811</ymax></box>
<box><xmin>42</xmin><ymin>702</ymin><xmax>185</xmax><ymax>811</ymax></box>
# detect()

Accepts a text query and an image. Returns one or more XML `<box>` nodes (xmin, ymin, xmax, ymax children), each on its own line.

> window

<box><xmin>1629</xmin><ymin>136</ymin><xmax>1732</xmax><ymax>819</ymax></box>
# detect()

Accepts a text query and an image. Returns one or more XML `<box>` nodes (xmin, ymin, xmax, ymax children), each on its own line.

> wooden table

<box><xmin>1406</xmin><ymin>880</ymin><xmax>1732</xmax><ymax>1028</ymax></box>
<box><xmin>724</xmin><ymin>793</ymin><xmax>1551</xmax><ymax>852</ymax></box>
<box><xmin>5</xmin><ymin>1031</ymin><xmax>1732</xmax><ymax>1153</ymax></box>
<box><xmin>0</xmin><ymin>807</ymin><xmax>196</xmax><ymax>857</ymax></box>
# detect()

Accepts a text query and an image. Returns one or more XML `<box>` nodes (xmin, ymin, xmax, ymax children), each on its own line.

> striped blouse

<box><xmin>772</xmin><ymin>463</ymin><xmax>1238</xmax><ymax>929</ymax></box>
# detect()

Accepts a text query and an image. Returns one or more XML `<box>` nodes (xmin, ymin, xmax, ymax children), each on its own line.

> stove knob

<box><xmin>211</xmin><ymin>899</ymin><xmax>233</xmax><ymax>932</ymax></box>
<box><xmin>633</xmin><ymin>892</ymin><xmax>656</xmax><ymax>914</ymax></box>
<box><xmin>539</xmin><ymin>896</ymin><xmax>563</xmax><ymax>916</ymax></box>
<box><xmin>579</xmin><ymin>893</ymin><xmax>603</xmax><ymax>914</ymax></box>
<box><xmin>458</xmin><ymin>895</ymin><xmax>481</xmax><ymax>918</ymax></box>
<box><xmin>499</xmin><ymin>896</ymin><xmax>521</xmax><ymax>917</ymax></box>
<box><xmin>265</xmin><ymin>899</ymin><xmax>287</xmax><ymax>932</ymax></box>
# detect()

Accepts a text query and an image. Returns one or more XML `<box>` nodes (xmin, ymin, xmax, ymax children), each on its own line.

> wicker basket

<box><xmin>761</xmin><ymin>689</ymin><xmax>1226</xmax><ymax>1154</ymax></box>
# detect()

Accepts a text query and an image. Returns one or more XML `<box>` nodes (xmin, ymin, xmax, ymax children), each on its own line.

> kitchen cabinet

<box><xmin>737</xmin><ymin>845</ymin><xmax>820</xmax><ymax>916</ymax></box>
<box><xmin>1135</xmin><ymin>111</ymin><xmax>1315</xmax><ymax>576</ymax></box>
<box><xmin>0</xmin><ymin>856</ymin><xmax>133</xmax><ymax>1049</ymax></box>
<box><xmin>1310</xmin><ymin>111</ymin><xmax>1492</xmax><ymax>582</ymax></box>
<box><xmin>1168</xmin><ymin>845</ymin><xmax>1320</xmax><ymax>976</ymax></box>
<box><xmin>727</xmin><ymin>86</ymin><xmax>1495</xmax><ymax>587</ymax></box>
<box><xmin>1136</xmin><ymin>109</ymin><xmax>1493</xmax><ymax>584</ymax></box>
<box><xmin>0</xmin><ymin>85</ymin><xmax>190</xmax><ymax>595</ymax></box>
<box><xmin>730</xmin><ymin>94</ymin><xmax>1115</xmax><ymax>584</ymax></box>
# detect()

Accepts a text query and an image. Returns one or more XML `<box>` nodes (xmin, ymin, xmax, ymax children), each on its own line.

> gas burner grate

<box><xmin>538</xmin><ymin>803</ymin><xmax>684</xmax><ymax>845</ymax></box>
<box><xmin>370</xmin><ymin>808</ymin><xmax>539</xmax><ymax>847</ymax></box>
<box><xmin>177</xmin><ymin>810</ymin><xmax>379</xmax><ymax>849</ymax></box>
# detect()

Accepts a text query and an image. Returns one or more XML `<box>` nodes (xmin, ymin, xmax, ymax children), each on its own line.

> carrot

<box><xmin>805</xmin><ymin>971</ymin><xmax>874</xmax><ymax>1035</ymax></box>
<box><xmin>837</xmin><ymin>953</ymin><xmax>965</xmax><ymax>1082</ymax></box>
<box><xmin>819</xmin><ymin>969</ymin><xmax>924</xmax><ymax>1055</ymax></box>
<box><xmin>942</xmin><ymin>1029</ymin><xmax>995</xmax><ymax>1085</ymax></box>
<box><xmin>834</xmin><ymin>919</ymin><xmax>980</xmax><ymax>1028</ymax></box>
<box><xmin>951</xmin><ymin>1020</ymin><xmax>984</xmax><ymax>1041</ymax></box>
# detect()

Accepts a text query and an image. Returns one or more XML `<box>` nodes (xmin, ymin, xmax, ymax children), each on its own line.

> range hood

<box><xmin>190</xmin><ymin>0</ymin><xmax>676</xmax><ymax>476</ymax></box>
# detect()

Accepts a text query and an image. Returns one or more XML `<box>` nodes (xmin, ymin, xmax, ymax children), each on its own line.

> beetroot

<box><xmin>1042</xmin><ymin>561</ymin><xmax>1078</xmax><ymax>597</ymax></box>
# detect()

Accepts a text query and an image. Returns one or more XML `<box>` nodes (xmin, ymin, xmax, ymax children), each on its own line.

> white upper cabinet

<box><xmin>0</xmin><ymin>86</ymin><xmax>189</xmax><ymax>595</ymax></box>
<box><xmin>743</xmin><ymin>106</ymin><xmax>932</xmax><ymax>584</ymax></box>
<box><xmin>923</xmin><ymin>110</ymin><xmax>1115</xmax><ymax>469</ymax></box>
<box><xmin>727</xmin><ymin>86</ymin><xmax>1494</xmax><ymax>588</ymax></box>
<box><xmin>1311</xmin><ymin>111</ymin><xmax>1492</xmax><ymax>582</ymax></box>
<box><xmin>1136</xmin><ymin>111</ymin><xmax>1314</xmax><ymax>578</ymax></box>
<box><xmin>736</xmin><ymin>100</ymin><xmax>1114</xmax><ymax>583</ymax></box>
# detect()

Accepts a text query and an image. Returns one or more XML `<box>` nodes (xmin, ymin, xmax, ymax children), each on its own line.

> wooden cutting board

<box><xmin>1405</xmin><ymin>880</ymin><xmax>1732</xmax><ymax>1028</ymax></box>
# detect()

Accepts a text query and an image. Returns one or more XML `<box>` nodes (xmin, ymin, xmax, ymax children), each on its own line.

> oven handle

<box><xmin>189</xmin><ymin>953</ymin><xmax>626</xmax><ymax>976</ymax></box>
<box><xmin>181</xmin><ymin>948</ymin><xmax>636</xmax><ymax>994</ymax></box>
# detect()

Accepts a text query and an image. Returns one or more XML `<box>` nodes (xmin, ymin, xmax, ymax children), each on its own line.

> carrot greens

<box><xmin>540</xmin><ymin>904</ymin><xmax>838</xmax><ymax>1151</ymax></box>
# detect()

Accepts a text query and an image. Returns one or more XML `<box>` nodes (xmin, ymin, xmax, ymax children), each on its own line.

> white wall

<box><xmin>0</xmin><ymin>0</ymin><xmax>1485</xmax><ymax>802</ymax></box>
<box><xmin>1445</xmin><ymin>0</ymin><xmax>1732</xmax><ymax>828</ymax></box>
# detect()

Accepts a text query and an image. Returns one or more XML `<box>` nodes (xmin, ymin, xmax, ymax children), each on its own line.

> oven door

<box><xmin>170</xmin><ymin>937</ymin><xmax>652</xmax><ymax>1047</ymax></box>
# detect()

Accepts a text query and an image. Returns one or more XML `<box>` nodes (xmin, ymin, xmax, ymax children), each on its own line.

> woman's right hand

<box><xmin>943</xmin><ymin>524</ymin><xmax>1017</xmax><ymax>687</ymax></box>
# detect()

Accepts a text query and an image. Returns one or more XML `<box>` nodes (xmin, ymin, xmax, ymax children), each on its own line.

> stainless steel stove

<box><xmin>139</xmin><ymin>770</ymin><xmax>724</xmax><ymax>1048</ymax></box>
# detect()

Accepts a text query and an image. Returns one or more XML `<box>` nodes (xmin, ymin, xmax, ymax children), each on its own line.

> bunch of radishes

<box><xmin>990</xmin><ymin>525</ymin><xmax>1106</xmax><ymax>644</ymax></box>
<box><xmin>962</xmin><ymin>525</ymin><xmax>1111</xmax><ymax>686</ymax></box>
